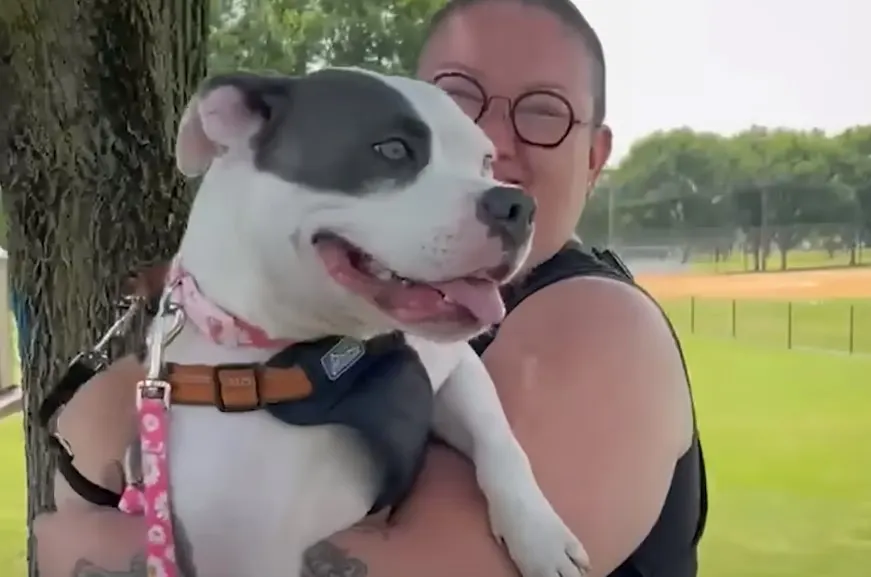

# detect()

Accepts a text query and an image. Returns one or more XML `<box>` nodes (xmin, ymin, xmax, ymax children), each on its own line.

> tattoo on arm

<box><xmin>69</xmin><ymin>538</ymin><xmax>356</xmax><ymax>577</ymax></box>
<box><xmin>69</xmin><ymin>515</ymin><xmax>196</xmax><ymax>577</ymax></box>
<box><xmin>70</xmin><ymin>555</ymin><xmax>146</xmax><ymax>577</ymax></box>
<box><xmin>302</xmin><ymin>541</ymin><xmax>369</xmax><ymax>577</ymax></box>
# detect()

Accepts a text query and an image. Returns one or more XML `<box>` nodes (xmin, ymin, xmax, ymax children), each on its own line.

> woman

<box><xmin>35</xmin><ymin>1</ymin><xmax>707</xmax><ymax>576</ymax></box>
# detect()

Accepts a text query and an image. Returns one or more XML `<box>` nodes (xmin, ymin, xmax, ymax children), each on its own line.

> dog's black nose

<box><xmin>476</xmin><ymin>185</ymin><xmax>536</xmax><ymax>249</ymax></box>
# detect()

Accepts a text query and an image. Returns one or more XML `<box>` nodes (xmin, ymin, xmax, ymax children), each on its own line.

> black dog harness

<box><xmin>264</xmin><ymin>333</ymin><xmax>433</xmax><ymax>514</ymax></box>
<box><xmin>40</xmin><ymin>320</ymin><xmax>434</xmax><ymax>516</ymax></box>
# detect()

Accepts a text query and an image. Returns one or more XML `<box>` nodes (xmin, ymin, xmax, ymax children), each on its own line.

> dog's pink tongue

<box><xmin>429</xmin><ymin>278</ymin><xmax>506</xmax><ymax>325</ymax></box>
<box><xmin>389</xmin><ymin>279</ymin><xmax>505</xmax><ymax>325</ymax></box>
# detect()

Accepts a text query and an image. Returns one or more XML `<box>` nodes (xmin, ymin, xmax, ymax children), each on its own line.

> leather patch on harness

<box><xmin>166</xmin><ymin>364</ymin><xmax>313</xmax><ymax>411</ymax></box>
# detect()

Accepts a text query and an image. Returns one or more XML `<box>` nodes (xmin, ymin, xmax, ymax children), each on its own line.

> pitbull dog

<box><xmin>139</xmin><ymin>67</ymin><xmax>589</xmax><ymax>577</ymax></box>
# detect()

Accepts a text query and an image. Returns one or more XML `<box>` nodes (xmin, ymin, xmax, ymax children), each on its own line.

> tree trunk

<box><xmin>0</xmin><ymin>0</ymin><xmax>208</xmax><ymax>574</ymax></box>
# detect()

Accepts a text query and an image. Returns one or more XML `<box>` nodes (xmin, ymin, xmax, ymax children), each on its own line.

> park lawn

<box><xmin>689</xmin><ymin>248</ymin><xmax>868</xmax><ymax>274</ymax></box>
<box><xmin>0</xmin><ymin>415</ymin><xmax>25</xmax><ymax>575</ymax></box>
<box><xmin>0</xmin><ymin>336</ymin><xmax>870</xmax><ymax>576</ymax></box>
<box><xmin>685</xmin><ymin>337</ymin><xmax>871</xmax><ymax>577</ymax></box>
<box><xmin>662</xmin><ymin>297</ymin><xmax>871</xmax><ymax>355</ymax></box>
<box><xmin>0</xmin><ymin>322</ymin><xmax>23</xmax><ymax>574</ymax></box>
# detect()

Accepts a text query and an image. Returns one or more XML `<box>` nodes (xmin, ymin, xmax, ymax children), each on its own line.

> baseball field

<box><xmin>642</xmin><ymin>266</ymin><xmax>871</xmax><ymax>577</ymax></box>
<box><xmin>642</xmin><ymin>265</ymin><xmax>871</xmax><ymax>300</ymax></box>
<box><xmin>0</xmin><ymin>266</ymin><xmax>869</xmax><ymax>576</ymax></box>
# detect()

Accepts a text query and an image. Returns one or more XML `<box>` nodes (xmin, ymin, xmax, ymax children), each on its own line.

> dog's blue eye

<box><xmin>374</xmin><ymin>139</ymin><xmax>411</xmax><ymax>161</ymax></box>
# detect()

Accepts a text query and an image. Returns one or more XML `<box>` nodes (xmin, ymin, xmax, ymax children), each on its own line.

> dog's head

<box><xmin>174</xmin><ymin>68</ymin><xmax>535</xmax><ymax>342</ymax></box>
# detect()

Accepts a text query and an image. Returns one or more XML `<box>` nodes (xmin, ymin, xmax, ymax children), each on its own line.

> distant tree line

<box><xmin>579</xmin><ymin>126</ymin><xmax>871</xmax><ymax>271</ymax></box>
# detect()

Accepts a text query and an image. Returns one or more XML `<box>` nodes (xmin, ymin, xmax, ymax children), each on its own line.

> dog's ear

<box><xmin>175</xmin><ymin>73</ymin><xmax>287</xmax><ymax>177</ymax></box>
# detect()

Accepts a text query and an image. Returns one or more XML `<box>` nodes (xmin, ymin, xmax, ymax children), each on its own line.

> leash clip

<box><xmin>136</xmin><ymin>279</ymin><xmax>186</xmax><ymax>409</ymax></box>
<box><xmin>93</xmin><ymin>295</ymin><xmax>147</xmax><ymax>355</ymax></box>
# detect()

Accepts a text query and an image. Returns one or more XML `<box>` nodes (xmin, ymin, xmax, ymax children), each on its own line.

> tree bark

<box><xmin>0</xmin><ymin>0</ymin><xmax>208</xmax><ymax>574</ymax></box>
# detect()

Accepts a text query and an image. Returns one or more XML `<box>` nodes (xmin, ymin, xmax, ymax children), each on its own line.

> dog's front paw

<box><xmin>486</xmin><ymin>490</ymin><xmax>590</xmax><ymax>577</ymax></box>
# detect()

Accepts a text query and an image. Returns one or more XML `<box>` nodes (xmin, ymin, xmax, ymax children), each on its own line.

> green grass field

<box><xmin>0</xmin><ymin>415</ymin><xmax>26</xmax><ymax>575</ymax></box>
<box><xmin>662</xmin><ymin>298</ymin><xmax>871</xmax><ymax>354</ymax></box>
<box><xmin>689</xmin><ymin>249</ymin><xmax>868</xmax><ymax>274</ymax></box>
<box><xmin>1</xmin><ymin>326</ymin><xmax>869</xmax><ymax>575</ymax></box>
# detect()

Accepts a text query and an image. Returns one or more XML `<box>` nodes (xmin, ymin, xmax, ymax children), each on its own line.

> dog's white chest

<box><xmin>157</xmin><ymin>328</ymin><xmax>385</xmax><ymax>576</ymax></box>
<box><xmin>168</xmin><ymin>406</ymin><xmax>379</xmax><ymax>576</ymax></box>
<box><xmin>155</xmin><ymin>328</ymin><xmax>465</xmax><ymax>577</ymax></box>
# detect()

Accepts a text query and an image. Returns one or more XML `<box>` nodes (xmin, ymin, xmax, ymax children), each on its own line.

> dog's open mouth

<box><xmin>313</xmin><ymin>233</ymin><xmax>506</xmax><ymax>327</ymax></box>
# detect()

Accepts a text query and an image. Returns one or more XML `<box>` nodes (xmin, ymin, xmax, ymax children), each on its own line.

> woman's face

<box><xmin>418</xmin><ymin>0</ymin><xmax>612</xmax><ymax>264</ymax></box>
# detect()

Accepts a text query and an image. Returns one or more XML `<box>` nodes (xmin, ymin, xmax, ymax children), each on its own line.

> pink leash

<box><xmin>119</xmin><ymin>387</ymin><xmax>177</xmax><ymax>576</ymax></box>
<box><xmin>118</xmin><ymin>261</ymin><xmax>294</xmax><ymax>576</ymax></box>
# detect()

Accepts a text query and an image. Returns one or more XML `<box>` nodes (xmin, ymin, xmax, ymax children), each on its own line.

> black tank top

<box><xmin>469</xmin><ymin>241</ymin><xmax>708</xmax><ymax>577</ymax></box>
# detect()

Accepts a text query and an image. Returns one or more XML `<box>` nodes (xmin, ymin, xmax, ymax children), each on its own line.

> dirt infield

<box><xmin>637</xmin><ymin>267</ymin><xmax>871</xmax><ymax>300</ymax></box>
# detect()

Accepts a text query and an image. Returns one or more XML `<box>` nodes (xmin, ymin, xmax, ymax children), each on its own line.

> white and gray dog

<box><xmin>137</xmin><ymin>67</ymin><xmax>589</xmax><ymax>577</ymax></box>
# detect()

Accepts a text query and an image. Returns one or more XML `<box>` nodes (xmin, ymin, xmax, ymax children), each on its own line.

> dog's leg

<box><xmin>431</xmin><ymin>344</ymin><xmax>590</xmax><ymax>577</ymax></box>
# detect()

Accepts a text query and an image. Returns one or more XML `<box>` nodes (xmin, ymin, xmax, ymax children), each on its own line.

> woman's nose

<box><xmin>477</xmin><ymin>99</ymin><xmax>518</xmax><ymax>160</ymax></box>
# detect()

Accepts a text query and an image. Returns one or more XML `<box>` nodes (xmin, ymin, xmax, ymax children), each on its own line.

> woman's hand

<box><xmin>323</xmin><ymin>444</ymin><xmax>519</xmax><ymax>577</ymax></box>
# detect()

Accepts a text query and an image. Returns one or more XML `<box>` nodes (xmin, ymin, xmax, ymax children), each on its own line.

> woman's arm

<box><xmin>36</xmin><ymin>275</ymin><xmax>692</xmax><ymax>577</ymax></box>
<box><xmin>35</xmin><ymin>356</ymin><xmax>148</xmax><ymax>576</ymax></box>
<box><xmin>326</xmin><ymin>276</ymin><xmax>694</xmax><ymax>577</ymax></box>
<box><xmin>35</xmin><ymin>507</ymin><xmax>146</xmax><ymax>577</ymax></box>
<box><xmin>482</xmin><ymin>277</ymin><xmax>694</xmax><ymax>574</ymax></box>
<box><xmin>318</xmin><ymin>444</ymin><xmax>519</xmax><ymax>577</ymax></box>
<box><xmin>54</xmin><ymin>355</ymin><xmax>143</xmax><ymax>505</ymax></box>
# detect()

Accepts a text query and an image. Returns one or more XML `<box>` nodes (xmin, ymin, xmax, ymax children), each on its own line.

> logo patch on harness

<box><xmin>321</xmin><ymin>337</ymin><xmax>365</xmax><ymax>381</ymax></box>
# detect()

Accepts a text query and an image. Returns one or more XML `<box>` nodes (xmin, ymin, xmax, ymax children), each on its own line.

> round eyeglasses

<box><xmin>433</xmin><ymin>72</ymin><xmax>586</xmax><ymax>148</ymax></box>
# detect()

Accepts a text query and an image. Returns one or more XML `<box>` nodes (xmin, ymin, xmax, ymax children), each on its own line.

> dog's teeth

<box><xmin>373</xmin><ymin>268</ymin><xmax>393</xmax><ymax>281</ymax></box>
<box><xmin>398</xmin><ymin>277</ymin><xmax>411</xmax><ymax>286</ymax></box>
<box><xmin>362</xmin><ymin>258</ymin><xmax>392</xmax><ymax>280</ymax></box>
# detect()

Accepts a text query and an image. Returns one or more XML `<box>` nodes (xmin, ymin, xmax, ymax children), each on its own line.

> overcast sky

<box><xmin>575</xmin><ymin>0</ymin><xmax>871</xmax><ymax>162</ymax></box>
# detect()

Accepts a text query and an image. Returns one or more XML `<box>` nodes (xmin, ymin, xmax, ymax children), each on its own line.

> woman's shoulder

<box><xmin>487</xmin><ymin>269</ymin><xmax>694</xmax><ymax>454</ymax></box>
<box><xmin>496</xmin><ymin>265</ymin><xmax>682</xmax><ymax>366</ymax></box>
<box><xmin>496</xmin><ymin>243</ymin><xmax>666</xmax><ymax>348</ymax></box>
